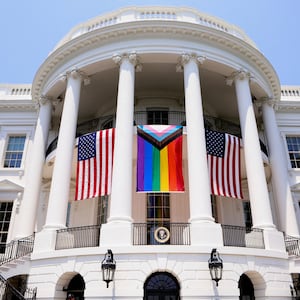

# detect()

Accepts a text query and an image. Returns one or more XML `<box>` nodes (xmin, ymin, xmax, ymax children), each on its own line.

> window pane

<box><xmin>4</xmin><ymin>136</ymin><xmax>26</xmax><ymax>168</ymax></box>
<box><xmin>97</xmin><ymin>196</ymin><xmax>108</xmax><ymax>225</ymax></box>
<box><xmin>147</xmin><ymin>193</ymin><xmax>170</xmax><ymax>245</ymax></box>
<box><xmin>147</xmin><ymin>110</ymin><xmax>169</xmax><ymax>125</ymax></box>
<box><xmin>286</xmin><ymin>136</ymin><xmax>300</xmax><ymax>169</ymax></box>
<box><xmin>0</xmin><ymin>202</ymin><xmax>13</xmax><ymax>253</ymax></box>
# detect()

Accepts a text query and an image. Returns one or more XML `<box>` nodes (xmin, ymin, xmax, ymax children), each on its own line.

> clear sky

<box><xmin>1</xmin><ymin>0</ymin><xmax>299</xmax><ymax>85</ymax></box>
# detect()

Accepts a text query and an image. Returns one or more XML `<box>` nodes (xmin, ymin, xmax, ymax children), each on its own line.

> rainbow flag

<box><xmin>137</xmin><ymin>125</ymin><xmax>184</xmax><ymax>192</ymax></box>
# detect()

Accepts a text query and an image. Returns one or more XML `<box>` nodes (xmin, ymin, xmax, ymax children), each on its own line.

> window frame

<box><xmin>285</xmin><ymin>135</ymin><xmax>300</xmax><ymax>169</ymax></box>
<box><xmin>0</xmin><ymin>127</ymin><xmax>31</xmax><ymax>172</ymax></box>
<box><xmin>97</xmin><ymin>195</ymin><xmax>109</xmax><ymax>225</ymax></box>
<box><xmin>146</xmin><ymin>193</ymin><xmax>170</xmax><ymax>245</ymax></box>
<box><xmin>3</xmin><ymin>135</ymin><xmax>26</xmax><ymax>168</ymax></box>
<box><xmin>0</xmin><ymin>201</ymin><xmax>14</xmax><ymax>253</ymax></box>
<box><xmin>146</xmin><ymin>107</ymin><xmax>169</xmax><ymax>125</ymax></box>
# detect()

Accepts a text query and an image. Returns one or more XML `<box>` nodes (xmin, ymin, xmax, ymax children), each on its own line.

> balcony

<box><xmin>0</xmin><ymin>235</ymin><xmax>35</xmax><ymax>265</ymax></box>
<box><xmin>55</xmin><ymin>225</ymin><xmax>101</xmax><ymax>250</ymax></box>
<box><xmin>221</xmin><ymin>225</ymin><xmax>265</xmax><ymax>249</ymax></box>
<box><xmin>54</xmin><ymin>224</ymin><xmax>266</xmax><ymax>250</ymax></box>
<box><xmin>132</xmin><ymin>223</ymin><xmax>191</xmax><ymax>245</ymax></box>
<box><xmin>46</xmin><ymin>111</ymin><xmax>259</xmax><ymax>158</ymax></box>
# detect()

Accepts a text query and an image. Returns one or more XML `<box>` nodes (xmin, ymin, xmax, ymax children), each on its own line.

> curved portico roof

<box><xmin>32</xmin><ymin>6</ymin><xmax>280</xmax><ymax>104</ymax></box>
<box><xmin>53</xmin><ymin>6</ymin><xmax>258</xmax><ymax>50</ymax></box>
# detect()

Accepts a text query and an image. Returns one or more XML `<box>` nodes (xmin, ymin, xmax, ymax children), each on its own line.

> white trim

<box><xmin>0</xmin><ymin>126</ymin><xmax>34</xmax><ymax>172</ymax></box>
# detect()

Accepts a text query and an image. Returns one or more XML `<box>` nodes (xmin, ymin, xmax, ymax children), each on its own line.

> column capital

<box><xmin>112</xmin><ymin>52</ymin><xmax>142</xmax><ymax>71</ymax></box>
<box><xmin>225</xmin><ymin>69</ymin><xmax>252</xmax><ymax>86</ymax></box>
<box><xmin>176</xmin><ymin>53</ymin><xmax>205</xmax><ymax>72</ymax></box>
<box><xmin>39</xmin><ymin>95</ymin><xmax>53</xmax><ymax>106</ymax></box>
<box><xmin>65</xmin><ymin>68</ymin><xmax>91</xmax><ymax>86</ymax></box>
<box><xmin>255</xmin><ymin>97</ymin><xmax>277</xmax><ymax>109</ymax></box>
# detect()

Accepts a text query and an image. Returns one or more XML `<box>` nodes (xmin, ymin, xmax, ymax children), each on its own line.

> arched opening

<box><xmin>144</xmin><ymin>271</ymin><xmax>180</xmax><ymax>300</ymax></box>
<box><xmin>5</xmin><ymin>274</ymin><xmax>28</xmax><ymax>299</ymax></box>
<box><xmin>65</xmin><ymin>274</ymin><xmax>85</xmax><ymax>300</ymax></box>
<box><xmin>239</xmin><ymin>273</ymin><xmax>255</xmax><ymax>300</ymax></box>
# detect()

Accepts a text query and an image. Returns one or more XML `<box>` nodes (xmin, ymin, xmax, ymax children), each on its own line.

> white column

<box><xmin>262</xmin><ymin>100</ymin><xmax>299</xmax><ymax>236</ymax></box>
<box><xmin>182</xmin><ymin>54</ymin><xmax>213</xmax><ymax>223</ymax></box>
<box><xmin>101</xmin><ymin>53</ymin><xmax>138</xmax><ymax>246</ymax></box>
<box><xmin>181</xmin><ymin>53</ymin><xmax>222</xmax><ymax>246</ymax></box>
<box><xmin>44</xmin><ymin>70</ymin><xmax>83</xmax><ymax>230</ymax></box>
<box><xmin>232</xmin><ymin>71</ymin><xmax>275</xmax><ymax>230</ymax></box>
<box><xmin>16</xmin><ymin>96</ymin><xmax>52</xmax><ymax>238</ymax></box>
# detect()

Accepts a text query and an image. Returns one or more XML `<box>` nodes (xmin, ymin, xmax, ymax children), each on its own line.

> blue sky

<box><xmin>1</xmin><ymin>0</ymin><xmax>299</xmax><ymax>85</ymax></box>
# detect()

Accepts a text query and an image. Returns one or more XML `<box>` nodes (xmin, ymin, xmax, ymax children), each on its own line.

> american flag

<box><xmin>205</xmin><ymin>129</ymin><xmax>243</xmax><ymax>199</ymax></box>
<box><xmin>75</xmin><ymin>128</ymin><xmax>115</xmax><ymax>201</ymax></box>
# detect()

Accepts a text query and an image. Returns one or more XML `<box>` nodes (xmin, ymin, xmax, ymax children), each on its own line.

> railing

<box><xmin>55</xmin><ymin>225</ymin><xmax>101</xmax><ymax>250</ymax></box>
<box><xmin>54</xmin><ymin>6</ymin><xmax>257</xmax><ymax>49</ymax></box>
<box><xmin>0</xmin><ymin>274</ymin><xmax>37</xmax><ymax>300</ymax></box>
<box><xmin>133</xmin><ymin>223</ymin><xmax>190</xmax><ymax>245</ymax></box>
<box><xmin>0</xmin><ymin>84</ymin><xmax>32</xmax><ymax>96</ymax></box>
<box><xmin>285</xmin><ymin>235</ymin><xmax>300</xmax><ymax>256</ymax></box>
<box><xmin>134</xmin><ymin>111</ymin><xmax>186</xmax><ymax>125</ymax></box>
<box><xmin>0</xmin><ymin>235</ymin><xmax>35</xmax><ymax>265</ymax></box>
<box><xmin>221</xmin><ymin>225</ymin><xmax>264</xmax><ymax>249</ymax></box>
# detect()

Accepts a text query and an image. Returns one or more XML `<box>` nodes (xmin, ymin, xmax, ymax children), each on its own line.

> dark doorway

<box><xmin>144</xmin><ymin>271</ymin><xmax>180</xmax><ymax>300</ymax></box>
<box><xmin>6</xmin><ymin>275</ymin><xmax>28</xmax><ymax>300</ymax></box>
<box><xmin>65</xmin><ymin>274</ymin><xmax>85</xmax><ymax>300</ymax></box>
<box><xmin>239</xmin><ymin>274</ymin><xmax>255</xmax><ymax>300</ymax></box>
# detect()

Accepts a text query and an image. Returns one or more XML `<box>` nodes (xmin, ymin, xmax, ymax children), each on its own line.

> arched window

<box><xmin>144</xmin><ymin>271</ymin><xmax>180</xmax><ymax>300</ymax></box>
<box><xmin>66</xmin><ymin>274</ymin><xmax>85</xmax><ymax>300</ymax></box>
<box><xmin>239</xmin><ymin>274</ymin><xmax>255</xmax><ymax>300</ymax></box>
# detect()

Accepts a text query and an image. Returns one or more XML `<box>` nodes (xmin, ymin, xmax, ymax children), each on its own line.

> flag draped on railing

<box><xmin>136</xmin><ymin>125</ymin><xmax>185</xmax><ymax>192</ymax></box>
<box><xmin>74</xmin><ymin>125</ymin><xmax>242</xmax><ymax>200</ymax></box>
<box><xmin>75</xmin><ymin>128</ymin><xmax>115</xmax><ymax>201</ymax></box>
<box><xmin>205</xmin><ymin>129</ymin><xmax>243</xmax><ymax>199</ymax></box>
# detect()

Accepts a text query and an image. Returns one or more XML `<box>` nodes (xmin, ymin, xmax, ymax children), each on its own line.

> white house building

<box><xmin>1</xmin><ymin>6</ymin><xmax>300</xmax><ymax>300</ymax></box>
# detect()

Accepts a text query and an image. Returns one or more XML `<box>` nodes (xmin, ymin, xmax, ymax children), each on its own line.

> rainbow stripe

<box><xmin>137</xmin><ymin>125</ymin><xmax>184</xmax><ymax>192</ymax></box>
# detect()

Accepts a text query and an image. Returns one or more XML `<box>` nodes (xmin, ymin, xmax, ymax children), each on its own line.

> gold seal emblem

<box><xmin>154</xmin><ymin>226</ymin><xmax>170</xmax><ymax>243</ymax></box>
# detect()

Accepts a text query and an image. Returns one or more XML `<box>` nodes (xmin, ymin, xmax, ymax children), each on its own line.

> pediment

<box><xmin>291</xmin><ymin>182</ymin><xmax>300</xmax><ymax>192</ymax></box>
<box><xmin>0</xmin><ymin>179</ymin><xmax>23</xmax><ymax>191</ymax></box>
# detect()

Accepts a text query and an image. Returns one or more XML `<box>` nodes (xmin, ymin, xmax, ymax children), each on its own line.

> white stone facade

<box><xmin>0</xmin><ymin>6</ymin><xmax>300</xmax><ymax>300</ymax></box>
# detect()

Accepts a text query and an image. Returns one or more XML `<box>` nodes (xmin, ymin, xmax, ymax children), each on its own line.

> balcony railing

<box><xmin>134</xmin><ymin>111</ymin><xmax>186</xmax><ymax>125</ymax></box>
<box><xmin>221</xmin><ymin>225</ymin><xmax>264</xmax><ymax>249</ymax></box>
<box><xmin>55</xmin><ymin>225</ymin><xmax>101</xmax><ymax>250</ymax></box>
<box><xmin>0</xmin><ymin>235</ymin><xmax>35</xmax><ymax>265</ymax></box>
<box><xmin>53</xmin><ymin>224</ymin><xmax>271</xmax><ymax>249</ymax></box>
<box><xmin>133</xmin><ymin>223</ymin><xmax>190</xmax><ymax>245</ymax></box>
<box><xmin>285</xmin><ymin>235</ymin><xmax>300</xmax><ymax>256</ymax></box>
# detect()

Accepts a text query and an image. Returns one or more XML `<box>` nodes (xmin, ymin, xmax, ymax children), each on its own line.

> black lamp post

<box><xmin>101</xmin><ymin>249</ymin><xmax>116</xmax><ymax>288</ymax></box>
<box><xmin>208</xmin><ymin>248</ymin><xmax>223</xmax><ymax>287</ymax></box>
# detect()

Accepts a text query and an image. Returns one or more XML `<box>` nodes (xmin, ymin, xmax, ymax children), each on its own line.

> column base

<box><xmin>263</xmin><ymin>229</ymin><xmax>286</xmax><ymax>252</ymax></box>
<box><xmin>33</xmin><ymin>229</ymin><xmax>57</xmax><ymax>253</ymax></box>
<box><xmin>190</xmin><ymin>222</ymin><xmax>223</xmax><ymax>247</ymax></box>
<box><xmin>100</xmin><ymin>221</ymin><xmax>132</xmax><ymax>246</ymax></box>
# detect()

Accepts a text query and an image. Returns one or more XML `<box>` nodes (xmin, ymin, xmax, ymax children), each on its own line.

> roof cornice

<box><xmin>32</xmin><ymin>14</ymin><xmax>280</xmax><ymax>103</ymax></box>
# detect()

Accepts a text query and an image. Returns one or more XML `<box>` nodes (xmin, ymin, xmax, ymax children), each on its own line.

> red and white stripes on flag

<box><xmin>75</xmin><ymin>128</ymin><xmax>115</xmax><ymax>201</ymax></box>
<box><xmin>205</xmin><ymin>129</ymin><xmax>243</xmax><ymax>199</ymax></box>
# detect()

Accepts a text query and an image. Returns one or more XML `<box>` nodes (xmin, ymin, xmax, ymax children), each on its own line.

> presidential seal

<box><xmin>154</xmin><ymin>226</ymin><xmax>170</xmax><ymax>243</ymax></box>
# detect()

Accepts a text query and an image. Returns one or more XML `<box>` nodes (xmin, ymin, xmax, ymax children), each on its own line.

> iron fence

<box><xmin>55</xmin><ymin>225</ymin><xmax>101</xmax><ymax>250</ymax></box>
<box><xmin>0</xmin><ymin>235</ymin><xmax>35</xmax><ymax>265</ymax></box>
<box><xmin>221</xmin><ymin>225</ymin><xmax>264</xmax><ymax>249</ymax></box>
<box><xmin>134</xmin><ymin>111</ymin><xmax>186</xmax><ymax>125</ymax></box>
<box><xmin>133</xmin><ymin>223</ymin><xmax>190</xmax><ymax>245</ymax></box>
<box><xmin>285</xmin><ymin>235</ymin><xmax>300</xmax><ymax>256</ymax></box>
